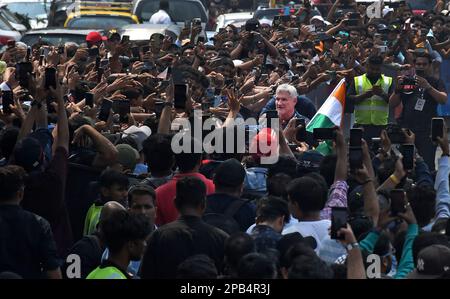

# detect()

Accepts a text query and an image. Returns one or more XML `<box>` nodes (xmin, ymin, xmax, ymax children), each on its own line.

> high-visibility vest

<box><xmin>83</xmin><ymin>203</ymin><xmax>103</xmax><ymax>236</ymax></box>
<box><xmin>354</xmin><ymin>74</ymin><xmax>393</xmax><ymax>126</ymax></box>
<box><xmin>86</xmin><ymin>266</ymin><xmax>127</xmax><ymax>279</ymax></box>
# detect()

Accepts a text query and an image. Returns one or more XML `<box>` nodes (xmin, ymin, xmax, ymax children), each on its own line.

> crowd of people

<box><xmin>0</xmin><ymin>0</ymin><xmax>450</xmax><ymax>279</ymax></box>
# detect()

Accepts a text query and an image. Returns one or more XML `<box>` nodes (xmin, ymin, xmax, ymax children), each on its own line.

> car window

<box><xmin>1</xmin><ymin>8</ymin><xmax>22</xmax><ymax>25</ymax></box>
<box><xmin>137</xmin><ymin>0</ymin><xmax>207</xmax><ymax>23</ymax></box>
<box><xmin>0</xmin><ymin>14</ymin><xmax>13</xmax><ymax>30</ymax></box>
<box><xmin>254</xmin><ymin>9</ymin><xmax>282</xmax><ymax>20</ymax></box>
<box><xmin>21</xmin><ymin>33</ymin><xmax>88</xmax><ymax>46</ymax></box>
<box><xmin>67</xmin><ymin>16</ymin><xmax>136</xmax><ymax>29</ymax></box>
<box><xmin>405</xmin><ymin>0</ymin><xmax>437</xmax><ymax>10</ymax></box>
<box><xmin>5</xmin><ymin>2</ymin><xmax>50</xmax><ymax>18</ymax></box>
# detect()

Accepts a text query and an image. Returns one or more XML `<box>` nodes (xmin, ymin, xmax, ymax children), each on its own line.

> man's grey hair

<box><xmin>276</xmin><ymin>84</ymin><xmax>298</xmax><ymax>99</ymax></box>
<box><xmin>64</xmin><ymin>42</ymin><xmax>79</xmax><ymax>48</ymax></box>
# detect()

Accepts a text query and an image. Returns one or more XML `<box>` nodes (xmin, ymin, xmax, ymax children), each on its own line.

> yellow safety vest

<box><xmin>86</xmin><ymin>266</ymin><xmax>128</xmax><ymax>279</ymax></box>
<box><xmin>354</xmin><ymin>74</ymin><xmax>393</xmax><ymax>126</ymax></box>
<box><xmin>83</xmin><ymin>203</ymin><xmax>103</xmax><ymax>236</ymax></box>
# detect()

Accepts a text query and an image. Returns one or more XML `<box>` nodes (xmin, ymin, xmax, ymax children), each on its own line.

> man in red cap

<box><xmin>85</xmin><ymin>31</ymin><xmax>106</xmax><ymax>48</ymax></box>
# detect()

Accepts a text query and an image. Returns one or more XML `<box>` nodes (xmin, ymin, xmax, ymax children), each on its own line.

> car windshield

<box><xmin>405</xmin><ymin>0</ymin><xmax>437</xmax><ymax>10</ymax></box>
<box><xmin>0</xmin><ymin>14</ymin><xmax>12</xmax><ymax>30</ymax></box>
<box><xmin>5</xmin><ymin>2</ymin><xmax>50</xmax><ymax>18</ymax></box>
<box><xmin>67</xmin><ymin>16</ymin><xmax>135</xmax><ymax>29</ymax></box>
<box><xmin>1</xmin><ymin>7</ymin><xmax>22</xmax><ymax>24</ymax></box>
<box><xmin>137</xmin><ymin>0</ymin><xmax>207</xmax><ymax>23</ymax></box>
<box><xmin>21</xmin><ymin>33</ymin><xmax>88</xmax><ymax>46</ymax></box>
<box><xmin>254</xmin><ymin>9</ymin><xmax>282</xmax><ymax>20</ymax></box>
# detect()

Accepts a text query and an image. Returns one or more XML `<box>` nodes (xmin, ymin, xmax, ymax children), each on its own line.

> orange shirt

<box><xmin>155</xmin><ymin>172</ymin><xmax>215</xmax><ymax>226</ymax></box>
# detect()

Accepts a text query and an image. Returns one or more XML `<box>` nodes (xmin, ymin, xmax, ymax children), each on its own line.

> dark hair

<box><xmin>116</xmin><ymin>135</ymin><xmax>139</xmax><ymax>152</ymax></box>
<box><xmin>267</xmin><ymin>155</ymin><xmax>298</xmax><ymax>178</ymax></box>
<box><xmin>330</xmin><ymin>264</ymin><xmax>347</xmax><ymax>279</ymax></box>
<box><xmin>288</xmin><ymin>255</ymin><xmax>334</xmax><ymax>279</ymax></box>
<box><xmin>287</xmin><ymin>177</ymin><xmax>328</xmax><ymax>213</ymax></box>
<box><xmin>174</xmin><ymin>176</ymin><xmax>206</xmax><ymax>211</ymax></box>
<box><xmin>159</xmin><ymin>0</ymin><xmax>169</xmax><ymax>10</ymax></box>
<box><xmin>373</xmin><ymin>232</ymin><xmax>392</xmax><ymax>257</ymax></box>
<box><xmin>412</xmin><ymin>232</ymin><xmax>449</xmax><ymax>265</ymax></box>
<box><xmin>368</xmin><ymin>55</ymin><xmax>383</xmax><ymax>65</ymax></box>
<box><xmin>0</xmin><ymin>127</ymin><xmax>19</xmax><ymax>160</ymax></box>
<box><xmin>98</xmin><ymin>169</ymin><xmax>129</xmax><ymax>189</ymax></box>
<box><xmin>407</xmin><ymin>184</ymin><xmax>436</xmax><ymax>227</ymax></box>
<box><xmin>348</xmin><ymin>215</ymin><xmax>373</xmax><ymax>241</ymax></box>
<box><xmin>256</xmin><ymin>196</ymin><xmax>290</xmax><ymax>224</ymax></box>
<box><xmin>237</xmin><ymin>253</ymin><xmax>277</xmax><ymax>279</ymax></box>
<box><xmin>224</xmin><ymin>232</ymin><xmax>256</xmax><ymax>274</ymax></box>
<box><xmin>414</xmin><ymin>52</ymin><xmax>433</xmax><ymax>63</ymax></box>
<box><xmin>266</xmin><ymin>173</ymin><xmax>291</xmax><ymax>200</ymax></box>
<box><xmin>319</xmin><ymin>154</ymin><xmax>337</xmax><ymax>188</ymax></box>
<box><xmin>128</xmin><ymin>188</ymin><xmax>156</xmax><ymax>208</ymax></box>
<box><xmin>393</xmin><ymin>230</ymin><xmax>407</xmax><ymax>263</ymax></box>
<box><xmin>101</xmin><ymin>210</ymin><xmax>152</xmax><ymax>254</ymax></box>
<box><xmin>0</xmin><ymin>165</ymin><xmax>26</xmax><ymax>202</ymax></box>
<box><xmin>174</xmin><ymin>136</ymin><xmax>203</xmax><ymax>172</ymax></box>
<box><xmin>142</xmin><ymin>134</ymin><xmax>174</xmax><ymax>173</ymax></box>
<box><xmin>176</xmin><ymin>254</ymin><xmax>218</xmax><ymax>279</ymax></box>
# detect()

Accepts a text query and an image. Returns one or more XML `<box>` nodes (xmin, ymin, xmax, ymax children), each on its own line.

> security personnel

<box><xmin>86</xmin><ymin>210</ymin><xmax>151</xmax><ymax>279</ymax></box>
<box><xmin>348</xmin><ymin>55</ymin><xmax>394</xmax><ymax>141</ymax></box>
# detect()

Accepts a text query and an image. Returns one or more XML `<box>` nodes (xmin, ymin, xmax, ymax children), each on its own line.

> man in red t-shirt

<box><xmin>155</xmin><ymin>136</ymin><xmax>215</xmax><ymax>225</ymax></box>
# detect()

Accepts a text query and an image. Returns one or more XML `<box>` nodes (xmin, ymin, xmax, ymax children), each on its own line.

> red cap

<box><xmin>249</xmin><ymin>128</ymin><xmax>278</xmax><ymax>162</ymax></box>
<box><xmin>86</xmin><ymin>31</ymin><xmax>107</xmax><ymax>43</ymax></box>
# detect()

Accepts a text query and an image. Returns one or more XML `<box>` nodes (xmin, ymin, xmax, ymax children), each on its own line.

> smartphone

<box><xmin>1</xmin><ymin>91</ymin><xmax>13</xmax><ymax>114</ymax></box>
<box><xmin>85</xmin><ymin>92</ymin><xmax>94</xmax><ymax>108</ymax></box>
<box><xmin>88</xmin><ymin>47</ymin><xmax>99</xmax><ymax>57</ymax></box>
<box><xmin>100</xmin><ymin>58</ymin><xmax>109</xmax><ymax>68</ymax></box>
<box><xmin>305</xmin><ymin>25</ymin><xmax>315</xmax><ymax>32</ymax></box>
<box><xmin>345</xmin><ymin>19</ymin><xmax>359</xmax><ymax>26</ymax></box>
<box><xmin>121</xmin><ymin>35</ymin><xmax>130</xmax><ymax>44</ymax></box>
<box><xmin>174</xmin><ymin>84</ymin><xmax>188</xmax><ymax>109</ymax></box>
<box><xmin>131</xmin><ymin>46</ymin><xmax>140</xmax><ymax>58</ymax></box>
<box><xmin>313</xmin><ymin>128</ymin><xmax>336</xmax><ymax>140</ymax></box>
<box><xmin>431</xmin><ymin>117</ymin><xmax>445</xmax><ymax>142</ymax></box>
<box><xmin>41</xmin><ymin>47</ymin><xmax>50</xmax><ymax>58</ymax></box>
<box><xmin>290</xmin><ymin>28</ymin><xmax>300</xmax><ymax>36</ymax></box>
<box><xmin>26</xmin><ymin>46</ymin><xmax>31</xmax><ymax>61</ymax></box>
<box><xmin>245</xmin><ymin>22</ymin><xmax>258</xmax><ymax>32</ymax></box>
<box><xmin>192</xmin><ymin>18</ymin><xmax>202</xmax><ymax>27</ymax></box>
<box><xmin>98</xmin><ymin>99</ymin><xmax>112</xmax><ymax>121</ymax></box>
<box><xmin>349</xmin><ymin>12</ymin><xmax>360</xmax><ymax>19</ymax></box>
<box><xmin>331</xmin><ymin>207</ymin><xmax>348</xmax><ymax>240</ymax></box>
<box><xmin>118</xmin><ymin>100</ymin><xmax>131</xmax><ymax>122</ymax></box>
<box><xmin>350</xmin><ymin>128</ymin><xmax>363</xmax><ymax>147</ymax></box>
<box><xmin>295</xmin><ymin>118</ymin><xmax>306</xmax><ymax>142</ymax></box>
<box><xmin>400</xmin><ymin>144</ymin><xmax>415</xmax><ymax>170</ymax></box>
<box><xmin>390</xmin><ymin>189</ymin><xmax>406</xmax><ymax>216</ymax></box>
<box><xmin>273</xmin><ymin>16</ymin><xmax>281</xmax><ymax>28</ymax></box>
<box><xmin>58</xmin><ymin>45</ymin><xmax>65</xmax><ymax>54</ymax></box>
<box><xmin>184</xmin><ymin>20</ymin><xmax>191</xmax><ymax>29</ymax></box>
<box><xmin>153</xmin><ymin>101</ymin><xmax>165</xmax><ymax>117</ymax></box>
<box><xmin>349</xmin><ymin>146</ymin><xmax>363</xmax><ymax>171</ymax></box>
<box><xmin>281</xmin><ymin>15</ymin><xmax>290</xmax><ymax>23</ymax></box>
<box><xmin>377</xmin><ymin>45</ymin><xmax>388</xmax><ymax>53</ymax></box>
<box><xmin>197</xmin><ymin>36</ymin><xmax>205</xmax><ymax>44</ymax></box>
<box><xmin>44</xmin><ymin>67</ymin><xmax>57</xmax><ymax>89</ymax></box>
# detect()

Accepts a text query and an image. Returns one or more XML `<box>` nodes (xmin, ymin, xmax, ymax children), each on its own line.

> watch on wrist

<box><xmin>346</xmin><ymin>242</ymin><xmax>360</xmax><ymax>251</ymax></box>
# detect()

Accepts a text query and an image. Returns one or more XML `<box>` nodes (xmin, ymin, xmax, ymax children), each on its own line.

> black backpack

<box><xmin>203</xmin><ymin>198</ymin><xmax>252</xmax><ymax>235</ymax></box>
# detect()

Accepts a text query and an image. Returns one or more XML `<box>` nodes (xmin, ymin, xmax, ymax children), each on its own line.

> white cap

<box><xmin>233</xmin><ymin>59</ymin><xmax>244</xmax><ymax>67</ymax></box>
<box><xmin>310</xmin><ymin>15</ymin><xmax>332</xmax><ymax>26</ymax></box>
<box><xmin>383</xmin><ymin>7</ymin><xmax>394</xmax><ymax>17</ymax></box>
<box><xmin>123</xmin><ymin>125</ymin><xmax>152</xmax><ymax>137</ymax></box>
<box><xmin>259</xmin><ymin>18</ymin><xmax>272</xmax><ymax>26</ymax></box>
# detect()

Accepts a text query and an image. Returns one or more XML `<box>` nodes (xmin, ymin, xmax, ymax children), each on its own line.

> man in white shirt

<box><xmin>148</xmin><ymin>0</ymin><xmax>172</xmax><ymax>25</ymax></box>
<box><xmin>281</xmin><ymin>176</ymin><xmax>331</xmax><ymax>253</ymax></box>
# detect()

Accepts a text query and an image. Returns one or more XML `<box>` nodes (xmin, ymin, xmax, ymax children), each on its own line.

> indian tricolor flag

<box><xmin>306</xmin><ymin>78</ymin><xmax>346</xmax><ymax>155</ymax></box>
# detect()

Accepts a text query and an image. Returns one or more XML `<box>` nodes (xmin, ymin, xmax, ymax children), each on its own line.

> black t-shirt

<box><xmin>0</xmin><ymin>204</ymin><xmax>60</xmax><ymax>278</ymax></box>
<box><xmin>399</xmin><ymin>77</ymin><xmax>447</xmax><ymax>133</ymax></box>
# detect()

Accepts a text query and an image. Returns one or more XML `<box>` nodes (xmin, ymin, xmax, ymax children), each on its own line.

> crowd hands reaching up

<box><xmin>0</xmin><ymin>0</ymin><xmax>450</xmax><ymax>280</ymax></box>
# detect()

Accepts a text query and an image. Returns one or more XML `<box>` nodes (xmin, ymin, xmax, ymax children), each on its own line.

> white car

<box><xmin>0</xmin><ymin>13</ymin><xmax>21</xmax><ymax>46</ymax></box>
<box><xmin>0</xmin><ymin>4</ymin><xmax>27</xmax><ymax>32</ymax></box>
<box><xmin>214</xmin><ymin>12</ymin><xmax>254</xmax><ymax>32</ymax></box>
<box><xmin>1</xmin><ymin>0</ymin><xmax>50</xmax><ymax>29</ymax></box>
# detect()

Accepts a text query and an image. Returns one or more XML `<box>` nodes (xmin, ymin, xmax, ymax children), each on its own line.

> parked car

<box><xmin>214</xmin><ymin>12</ymin><xmax>254</xmax><ymax>32</ymax></box>
<box><xmin>119</xmin><ymin>23</ymin><xmax>180</xmax><ymax>42</ymax></box>
<box><xmin>1</xmin><ymin>0</ymin><xmax>50</xmax><ymax>29</ymax></box>
<box><xmin>132</xmin><ymin>0</ymin><xmax>208</xmax><ymax>27</ymax></box>
<box><xmin>0</xmin><ymin>13</ymin><xmax>21</xmax><ymax>45</ymax></box>
<box><xmin>20</xmin><ymin>28</ymin><xmax>94</xmax><ymax>46</ymax></box>
<box><xmin>0</xmin><ymin>4</ymin><xmax>27</xmax><ymax>32</ymax></box>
